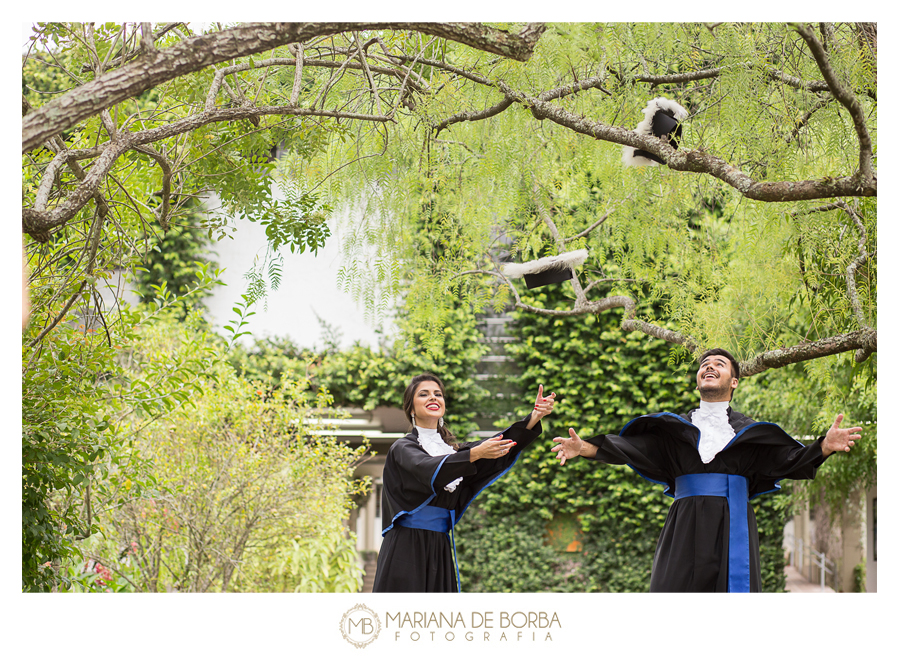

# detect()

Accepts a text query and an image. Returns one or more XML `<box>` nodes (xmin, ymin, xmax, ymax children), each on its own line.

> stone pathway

<box><xmin>784</xmin><ymin>564</ymin><xmax>835</xmax><ymax>593</ymax></box>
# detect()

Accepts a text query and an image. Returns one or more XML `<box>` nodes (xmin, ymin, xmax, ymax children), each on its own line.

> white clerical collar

<box><xmin>415</xmin><ymin>425</ymin><xmax>447</xmax><ymax>450</ymax></box>
<box><xmin>693</xmin><ymin>400</ymin><xmax>735</xmax><ymax>464</ymax></box>
<box><xmin>415</xmin><ymin>424</ymin><xmax>442</xmax><ymax>440</ymax></box>
<box><xmin>698</xmin><ymin>400</ymin><xmax>730</xmax><ymax>414</ymax></box>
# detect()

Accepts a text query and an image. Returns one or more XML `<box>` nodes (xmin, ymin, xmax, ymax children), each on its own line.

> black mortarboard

<box><xmin>623</xmin><ymin>97</ymin><xmax>689</xmax><ymax>167</ymax></box>
<box><xmin>502</xmin><ymin>249</ymin><xmax>589</xmax><ymax>289</ymax></box>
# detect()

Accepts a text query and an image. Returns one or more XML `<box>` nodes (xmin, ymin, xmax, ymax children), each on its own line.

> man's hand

<box><xmin>551</xmin><ymin>428</ymin><xmax>589</xmax><ymax>465</ymax></box>
<box><xmin>822</xmin><ymin>413</ymin><xmax>862</xmax><ymax>456</ymax></box>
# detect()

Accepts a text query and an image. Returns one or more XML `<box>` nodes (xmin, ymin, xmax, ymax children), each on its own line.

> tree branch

<box><xmin>24</xmin><ymin>139</ymin><xmax>133</xmax><ymax>239</ymax></box>
<box><xmin>355</xmin><ymin>31</ymin><xmax>382</xmax><ymax>116</ymax></box>
<box><xmin>785</xmin><ymin>97</ymin><xmax>834</xmax><ymax>144</ymax></box>
<box><xmin>290</xmin><ymin>43</ymin><xmax>305</xmax><ymax>105</ymax></box>
<box><xmin>29</xmin><ymin>202</ymin><xmax>112</xmax><ymax>346</ymax></box>
<box><xmin>133</xmin><ymin>144</ymin><xmax>173</xmax><ymax>231</ymax></box>
<box><xmin>33</xmin><ymin>147</ymin><xmax>104</xmax><ymax>211</ymax></box>
<box><xmin>621</xmin><ymin>317</ymin><xmax>699</xmax><ymax>351</ymax></box>
<box><xmin>518</xmin><ymin>88</ymin><xmax>876</xmax><ymax>201</ymax></box>
<box><xmin>435</xmin><ymin>98</ymin><xmax>514</xmax><ymax>136</ymax></box>
<box><xmin>76</xmin><ymin>23</ymin><xmax>184</xmax><ymax>73</ymax></box>
<box><xmin>458</xmin><ymin>261</ymin><xmax>873</xmax><ymax>374</ymax></box>
<box><xmin>28</xmin><ymin>281</ymin><xmax>88</xmax><ymax>347</ymax></box>
<box><xmin>834</xmin><ymin>201</ymin><xmax>871</xmax><ymax>332</ymax></box>
<box><xmin>768</xmin><ymin>68</ymin><xmax>831</xmax><ymax>93</ymax></box>
<box><xmin>538</xmin><ymin>75</ymin><xmax>612</xmax><ymax>101</ymax></box>
<box><xmin>313</xmin><ymin>46</ymin><xmax>360</xmax><ymax>111</ymax></box>
<box><xmin>433</xmin><ymin>71</ymin><xmax>611</xmax><ymax>137</ymax></box>
<box><xmin>793</xmin><ymin>23</ymin><xmax>875</xmax><ymax>184</ymax></box>
<box><xmin>23</xmin><ymin>22</ymin><xmax>545</xmax><ymax>152</ymax></box>
<box><xmin>139</xmin><ymin>22</ymin><xmax>156</xmax><ymax>56</ymax></box>
<box><xmin>740</xmin><ymin>329</ymin><xmax>876</xmax><ymax>376</ymax></box>
<box><xmin>563</xmin><ymin>210</ymin><xmax>612</xmax><ymax>243</ymax></box>
<box><xmin>456</xmin><ymin>263</ymin><xmax>699</xmax><ymax>348</ymax></box>
<box><xmin>376</xmin><ymin>51</ymin><xmax>492</xmax><ymax>86</ymax></box>
<box><xmin>633</xmin><ymin>59</ymin><xmax>833</xmax><ymax>95</ymax></box>
<box><xmin>636</xmin><ymin>66</ymin><xmax>732</xmax><ymax>86</ymax></box>
<box><xmin>23</xmin><ymin>103</ymin><xmax>395</xmax><ymax>240</ymax></box>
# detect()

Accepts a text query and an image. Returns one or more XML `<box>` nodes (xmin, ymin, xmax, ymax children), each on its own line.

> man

<box><xmin>551</xmin><ymin>348</ymin><xmax>860</xmax><ymax>592</ymax></box>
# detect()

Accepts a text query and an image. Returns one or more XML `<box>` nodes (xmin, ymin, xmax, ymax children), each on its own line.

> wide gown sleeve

<box><xmin>455</xmin><ymin>414</ymin><xmax>543</xmax><ymax>481</ymax></box>
<box><xmin>753</xmin><ymin>436</ymin><xmax>829</xmax><ymax>481</ymax></box>
<box><xmin>583</xmin><ymin>431</ymin><xmax>672</xmax><ymax>486</ymax></box>
<box><xmin>390</xmin><ymin>440</ymin><xmax>478</xmax><ymax>493</ymax></box>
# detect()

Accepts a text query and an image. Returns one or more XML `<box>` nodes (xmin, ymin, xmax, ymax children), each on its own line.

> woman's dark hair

<box><xmin>402</xmin><ymin>373</ymin><xmax>458</xmax><ymax>447</ymax></box>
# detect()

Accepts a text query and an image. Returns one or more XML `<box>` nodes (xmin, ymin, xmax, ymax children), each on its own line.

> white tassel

<box><xmin>502</xmin><ymin>249</ymin><xmax>589</xmax><ymax>279</ymax></box>
<box><xmin>623</xmin><ymin>97</ymin><xmax>688</xmax><ymax>167</ymax></box>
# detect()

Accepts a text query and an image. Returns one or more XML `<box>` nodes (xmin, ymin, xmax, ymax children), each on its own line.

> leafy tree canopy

<box><xmin>22</xmin><ymin>22</ymin><xmax>875</xmax><ymax>376</ymax></box>
<box><xmin>312</xmin><ymin>22</ymin><xmax>875</xmax><ymax>381</ymax></box>
<box><xmin>22</xmin><ymin>22</ymin><xmax>543</xmax><ymax>347</ymax></box>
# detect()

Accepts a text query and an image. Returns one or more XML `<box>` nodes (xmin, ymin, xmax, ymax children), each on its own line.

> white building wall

<box><xmin>202</xmin><ymin>193</ymin><xmax>388</xmax><ymax>350</ymax></box>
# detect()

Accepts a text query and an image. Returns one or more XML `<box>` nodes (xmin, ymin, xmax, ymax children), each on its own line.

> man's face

<box><xmin>696</xmin><ymin>355</ymin><xmax>738</xmax><ymax>401</ymax></box>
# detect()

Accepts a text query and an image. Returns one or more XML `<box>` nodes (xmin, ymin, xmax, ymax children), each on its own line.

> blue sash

<box><xmin>395</xmin><ymin>506</ymin><xmax>461</xmax><ymax>592</ymax></box>
<box><xmin>674</xmin><ymin>473</ymin><xmax>750</xmax><ymax>593</ymax></box>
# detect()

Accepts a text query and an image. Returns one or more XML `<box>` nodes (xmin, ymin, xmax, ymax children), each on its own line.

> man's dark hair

<box><xmin>699</xmin><ymin>348</ymin><xmax>741</xmax><ymax>381</ymax></box>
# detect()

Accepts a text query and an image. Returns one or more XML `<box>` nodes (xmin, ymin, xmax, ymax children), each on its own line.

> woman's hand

<box><xmin>470</xmin><ymin>435</ymin><xmax>516</xmax><ymax>462</ymax></box>
<box><xmin>526</xmin><ymin>385</ymin><xmax>556</xmax><ymax>430</ymax></box>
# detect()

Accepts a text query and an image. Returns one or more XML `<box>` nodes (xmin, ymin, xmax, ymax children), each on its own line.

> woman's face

<box><xmin>412</xmin><ymin>380</ymin><xmax>445</xmax><ymax>427</ymax></box>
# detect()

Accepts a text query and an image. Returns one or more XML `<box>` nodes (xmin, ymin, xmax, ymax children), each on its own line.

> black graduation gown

<box><xmin>372</xmin><ymin>415</ymin><xmax>542</xmax><ymax>592</ymax></box>
<box><xmin>585</xmin><ymin>408</ymin><xmax>829</xmax><ymax>592</ymax></box>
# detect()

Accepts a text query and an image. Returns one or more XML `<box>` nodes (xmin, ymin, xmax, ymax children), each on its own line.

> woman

<box><xmin>372</xmin><ymin>373</ymin><xmax>555</xmax><ymax>592</ymax></box>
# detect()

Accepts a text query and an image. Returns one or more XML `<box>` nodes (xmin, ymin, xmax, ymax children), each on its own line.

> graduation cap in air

<box><xmin>622</xmin><ymin>97</ymin><xmax>689</xmax><ymax>167</ymax></box>
<box><xmin>501</xmin><ymin>249</ymin><xmax>589</xmax><ymax>289</ymax></box>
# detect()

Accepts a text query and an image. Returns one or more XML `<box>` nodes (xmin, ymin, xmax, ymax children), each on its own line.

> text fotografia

<box><xmin>386</xmin><ymin>611</ymin><xmax>561</xmax><ymax>642</ymax></box>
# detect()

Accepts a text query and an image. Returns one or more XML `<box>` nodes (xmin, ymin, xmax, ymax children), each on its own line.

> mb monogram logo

<box><xmin>340</xmin><ymin>603</ymin><xmax>382</xmax><ymax>648</ymax></box>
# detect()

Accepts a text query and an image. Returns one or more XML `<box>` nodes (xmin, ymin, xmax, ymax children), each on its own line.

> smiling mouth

<box><xmin>702</xmin><ymin>372</ymin><xmax>718</xmax><ymax>381</ymax></box>
<box><xmin>425</xmin><ymin>403</ymin><xmax>441</xmax><ymax>410</ymax></box>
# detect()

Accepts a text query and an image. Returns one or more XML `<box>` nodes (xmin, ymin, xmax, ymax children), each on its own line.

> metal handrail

<box><xmin>784</xmin><ymin>533</ymin><xmax>837</xmax><ymax>591</ymax></box>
